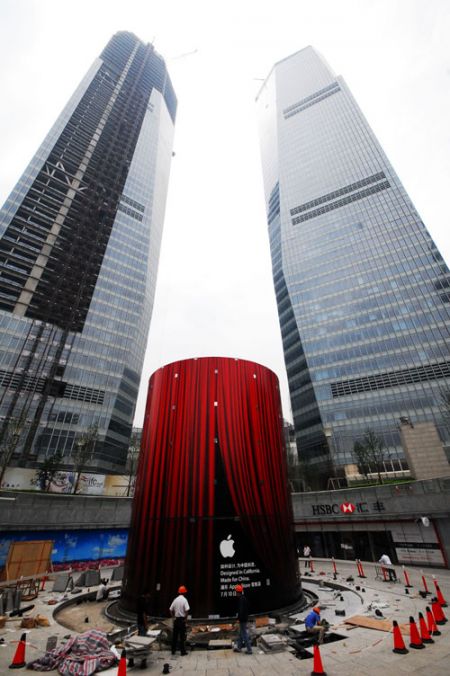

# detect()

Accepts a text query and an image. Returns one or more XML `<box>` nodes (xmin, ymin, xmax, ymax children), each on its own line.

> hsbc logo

<box><xmin>311</xmin><ymin>501</ymin><xmax>371</xmax><ymax>516</ymax></box>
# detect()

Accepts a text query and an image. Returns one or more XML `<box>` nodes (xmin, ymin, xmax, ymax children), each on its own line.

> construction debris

<box><xmin>208</xmin><ymin>639</ymin><xmax>233</xmax><ymax>649</ymax></box>
<box><xmin>259</xmin><ymin>633</ymin><xmax>289</xmax><ymax>652</ymax></box>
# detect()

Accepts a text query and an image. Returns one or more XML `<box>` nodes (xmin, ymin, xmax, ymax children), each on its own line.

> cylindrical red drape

<box><xmin>120</xmin><ymin>357</ymin><xmax>301</xmax><ymax>618</ymax></box>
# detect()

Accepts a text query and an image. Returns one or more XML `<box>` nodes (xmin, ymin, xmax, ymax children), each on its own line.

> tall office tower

<box><xmin>0</xmin><ymin>32</ymin><xmax>176</xmax><ymax>475</ymax></box>
<box><xmin>256</xmin><ymin>47</ymin><xmax>450</xmax><ymax>485</ymax></box>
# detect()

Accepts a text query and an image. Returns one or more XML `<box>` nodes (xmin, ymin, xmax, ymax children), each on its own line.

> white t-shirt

<box><xmin>96</xmin><ymin>584</ymin><xmax>107</xmax><ymax>601</ymax></box>
<box><xmin>379</xmin><ymin>554</ymin><xmax>392</xmax><ymax>566</ymax></box>
<box><xmin>303</xmin><ymin>546</ymin><xmax>311</xmax><ymax>557</ymax></box>
<box><xmin>170</xmin><ymin>594</ymin><xmax>190</xmax><ymax>618</ymax></box>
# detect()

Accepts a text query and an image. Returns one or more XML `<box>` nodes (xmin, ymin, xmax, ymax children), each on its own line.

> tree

<box><xmin>34</xmin><ymin>451</ymin><xmax>63</xmax><ymax>492</ymax></box>
<box><xmin>353</xmin><ymin>441</ymin><xmax>370</xmax><ymax>481</ymax></box>
<box><xmin>286</xmin><ymin>452</ymin><xmax>306</xmax><ymax>492</ymax></box>
<box><xmin>72</xmin><ymin>425</ymin><xmax>98</xmax><ymax>494</ymax></box>
<box><xmin>124</xmin><ymin>430</ymin><xmax>141</xmax><ymax>497</ymax></box>
<box><xmin>0</xmin><ymin>412</ymin><xmax>28</xmax><ymax>485</ymax></box>
<box><xmin>353</xmin><ymin>429</ymin><xmax>386</xmax><ymax>484</ymax></box>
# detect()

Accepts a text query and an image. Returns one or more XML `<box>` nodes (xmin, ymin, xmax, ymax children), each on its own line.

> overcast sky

<box><xmin>0</xmin><ymin>0</ymin><xmax>449</xmax><ymax>427</ymax></box>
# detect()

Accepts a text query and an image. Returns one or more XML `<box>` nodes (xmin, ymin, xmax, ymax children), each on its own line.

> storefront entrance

<box><xmin>296</xmin><ymin>529</ymin><xmax>397</xmax><ymax>564</ymax></box>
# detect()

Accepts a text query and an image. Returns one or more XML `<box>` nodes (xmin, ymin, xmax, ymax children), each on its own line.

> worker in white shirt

<box><xmin>378</xmin><ymin>554</ymin><xmax>397</xmax><ymax>582</ymax></box>
<box><xmin>169</xmin><ymin>585</ymin><xmax>190</xmax><ymax>656</ymax></box>
<box><xmin>303</xmin><ymin>544</ymin><xmax>312</xmax><ymax>568</ymax></box>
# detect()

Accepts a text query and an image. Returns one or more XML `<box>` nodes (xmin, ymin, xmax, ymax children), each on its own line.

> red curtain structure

<box><xmin>120</xmin><ymin>357</ymin><xmax>301</xmax><ymax>618</ymax></box>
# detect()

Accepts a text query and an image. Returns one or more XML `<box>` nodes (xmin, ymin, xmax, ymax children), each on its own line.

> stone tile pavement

<box><xmin>1</xmin><ymin>561</ymin><xmax>449</xmax><ymax>674</ymax></box>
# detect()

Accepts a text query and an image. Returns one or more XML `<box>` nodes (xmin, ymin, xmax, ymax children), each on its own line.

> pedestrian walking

<box><xmin>233</xmin><ymin>584</ymin><xmax>252</xmax><ymax>654</ymax></box>
<box><xmin>170</xmin><ymin>585</ymin><xmax>190</xmax><ymax>655</ymax></box>
<box><xmin>303</xmin><ymin>544</ymin><xmax>312</xmax><ymax>568</ymax></box>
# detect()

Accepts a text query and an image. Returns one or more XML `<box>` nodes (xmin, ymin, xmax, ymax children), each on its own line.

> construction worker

<box><xmin>136</xmin><ymin>592</ymin><xmax>151</xmax><ymax>636</ymax></box>
<box><xmin>233</xmin><ymin>584</ymin><xmax>252</xmax><ymax>654</ymax></box>
<box><xmin>305</xmin><ymin>606</ymin><xmax>326</xmax><ymax>644</ymax></box>
<box><xmin>378</xmin><ymin>553</ymin><xmax>397</xmax><ymax>582</ymax></box>
<box><xmin>169</xmin><ymin>585</ymin><xmax>190</xmax><ymax>656</ymax></box>
<box><xmin>303</xmin><ymin>544</ymin><xmax>312</xmax><ymax>568</ymax></box>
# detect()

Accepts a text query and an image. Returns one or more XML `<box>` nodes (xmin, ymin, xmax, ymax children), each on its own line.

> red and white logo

<box><xmin>340</xmin><ymin>502</ymin><xmax>355</xmax><ymax>514</ymax></box>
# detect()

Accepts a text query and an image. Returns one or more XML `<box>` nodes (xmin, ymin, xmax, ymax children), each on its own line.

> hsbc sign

<box><xmin>311</xmin><ymin>500</ymin><xmax>385</xmax><ymax>516</ymax></box>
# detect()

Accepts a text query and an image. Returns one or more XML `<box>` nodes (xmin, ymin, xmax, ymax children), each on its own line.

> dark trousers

<box><xmin>172</xmin><ymin>617</ymin><xmax>187</xmax><ymax>655</ymax></box>
<box><xmin>385</xmin><ymin>567</ymin><xmax>397</xmax><ymax>582</ymax></box>
<box><xmin>237</xmin><ymin>621</ymin><xmax>252</xmax><ymax>653</ymax></box>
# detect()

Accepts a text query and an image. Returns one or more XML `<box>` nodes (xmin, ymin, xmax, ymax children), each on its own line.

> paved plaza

<box><xmin>1</xmin><ymin>560</ymin><xmax>449</xmax><ymax>675</ymax></box>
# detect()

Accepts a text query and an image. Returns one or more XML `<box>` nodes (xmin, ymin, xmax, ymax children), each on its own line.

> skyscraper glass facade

<box><xmin>256</xmin><ymin>47</ymin><xmax>450</xmax><ymax>481</ymax></box>
<box><xmin>0</xmin><ymin>32</ymin><xmax>176</xmax><ymax>473</ymax></box>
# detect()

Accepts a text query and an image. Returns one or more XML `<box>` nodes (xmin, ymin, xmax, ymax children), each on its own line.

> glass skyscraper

<box><xmin>0</xmin><ymin>32</ymin><xmax>176</xmax><ymax>474</ymax></box>
<box><xmin>256</xmin><ymin>47</ymin><xmax>450</xmax><ymax>484</ymax></box>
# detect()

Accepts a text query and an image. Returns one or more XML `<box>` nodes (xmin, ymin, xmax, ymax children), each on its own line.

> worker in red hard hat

<box><xmin>305</xmin><ymin>605</ymin><xmax>326</xmax><ymax>644</ymax></box>
<box><xmin>233</xmin><ymin>584</ymin><xmax>252</xmax><ymax>654</ymax></box>
<box><xmin>169</xmin><ymin>585</ymin><xmax>190</xmax><ymax>656</ymax></box>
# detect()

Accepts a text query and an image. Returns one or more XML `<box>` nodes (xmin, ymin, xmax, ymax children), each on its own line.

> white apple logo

<box><xmin>219</xmin><ymin>534</ymin><xmax>235</xmax><ymax>558</ymax></box>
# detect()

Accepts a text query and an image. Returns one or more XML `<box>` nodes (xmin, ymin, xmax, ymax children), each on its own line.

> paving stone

<box><xmin>1</xmin><ymin>562</ymin><xmax>449</xmax><ymax>675</ymax></box>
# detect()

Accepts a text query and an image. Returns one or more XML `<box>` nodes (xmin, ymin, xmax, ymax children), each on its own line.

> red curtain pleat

<box><xmin>122</xmin><ymin>360</ymin><xmax>217</xmax><ymax>615</ymax></box>
<box><xmin>216</xmin><ymin>359</ymin><xmax>298</xmax><ymax>594</ymax></box>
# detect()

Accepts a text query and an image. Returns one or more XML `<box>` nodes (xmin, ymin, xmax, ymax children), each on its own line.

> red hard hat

<box><xmin>178</xmin><ymin>585</ymin><xmax>187</xmax><ymax>594</ymax></box>
<box><xmin>235</xmin><ymin>584</ymin><xmax>243</xmax><ymax>593</ymax></box>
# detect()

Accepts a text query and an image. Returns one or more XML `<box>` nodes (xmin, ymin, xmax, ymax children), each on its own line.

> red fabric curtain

<box><xmin>216</xmin><ymin>359</ymin><xmax>298</xmax><ymax>596</ymax></box>
<box><xmin>123</xmin><ymin>359</ymin><xmax>217</xmax><ymax>615</ymax></box>
<box><xmin>122</xmin><ymin>357</ymin><xmax>299</xmax><ymax>617</ymax></box>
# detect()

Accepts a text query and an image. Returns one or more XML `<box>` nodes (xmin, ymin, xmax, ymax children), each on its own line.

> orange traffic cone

<box><xmin>392</xmin><ymin>620</ymin><xmax>408</xmax><ymax>654</ymax></box>
<box><xmin>431</xmin><ymin>598</ymin><xmax>448</xmax><ymax>625</ymax></box>
<box><xmin>357</xmin><ymin>559</ymin><xmax>367</xmax><ymax>578</ymax></box>
<box><xmin>409</xmin><ymin>616</ymin><xmax>425</xmax><ymax>649</ymax></box>
<box><xmin>418</xmin><ymin>612</ymin><xmax>434</xmax><ymax>644</ymax></box>
<box><xmin>311</xmin><ymin>644</ymin><xmax>327</xmax><ymax>675</ymax></box>
<box><xmin>426</xmin><ymin>605</ymin><xmax>441</xmax><ymax>636</ymax></box>
<box><xmin>434</xmin><ymin>582</ymin><xmax>448</xmax><ymax>608</ymax></box>
<box><xmin>332</xmin><ymin>558</ymin><xmax>338</xmax><ymax>576</ymax></box>
<box><xmin>421</xmin><ymin>572</ymin><xmax>430</xmax><ymax>595</ymax></box>
<box><xmin>117</xmin><ymin>648</ymin><xmax>127</xmax><ymax>676</ymax></box>
<box><xmin>9</xmin><ymin>632</ymin><xmax>27</xmax><ymax>669</ymax></box>
<box><xmin>402</xmin><ymin>565</ymin><xmax>413</xmax><ymax>588</ymax></box>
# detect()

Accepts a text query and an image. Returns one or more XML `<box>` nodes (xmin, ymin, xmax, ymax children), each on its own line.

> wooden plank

<box><xmin>5</xmin><ymin>541</ymin><xmax>53</xmax><ymax>580</ymax></box>
<box><xmin>344</xmin><ymin>615</ymin><xmax>409</xmax><ymax>634</ymax></box>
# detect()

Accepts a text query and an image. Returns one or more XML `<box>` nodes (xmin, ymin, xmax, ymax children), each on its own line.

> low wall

<box><xmin>2</xmin><ymin>477</ymin><xmax>450</xmax><ymax>568</ymax></box>
<box><xmin>0</xmin><ymin>491</ymin><xmax>131</xmax><ymax>531</ymax></box>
